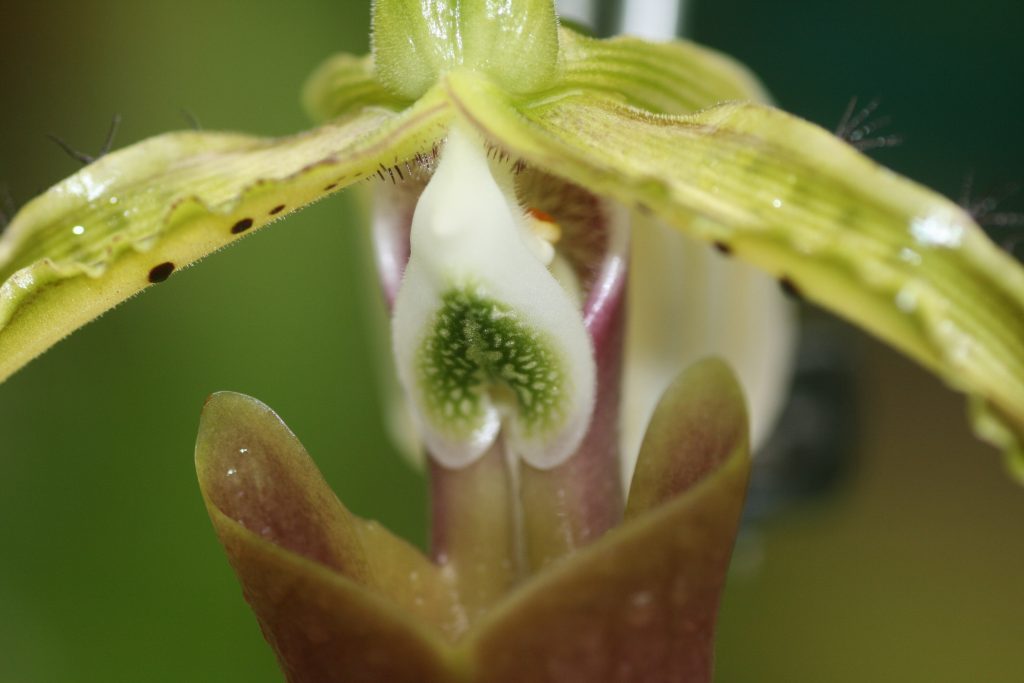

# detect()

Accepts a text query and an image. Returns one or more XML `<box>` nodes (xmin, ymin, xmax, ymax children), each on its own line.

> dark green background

<box><xmin>0</xmin><ymin>1</ymin><xmax>1022</xmax><ymax>681</ymax></box>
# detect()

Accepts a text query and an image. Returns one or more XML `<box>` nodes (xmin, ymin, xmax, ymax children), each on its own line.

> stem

<box><xmin>520</xmin><ymin>221</ymin><xmax>630</xmax><ymax>570</ymax></box>
<box><xmin>429</xmin><ymin>439</ymin><xmax>520</xmax><ymax>623</ymax></box>
<box><xmin>520</xmin><ymin>290</ymin><xmax>626</xmax><ymax>569</ymax></box>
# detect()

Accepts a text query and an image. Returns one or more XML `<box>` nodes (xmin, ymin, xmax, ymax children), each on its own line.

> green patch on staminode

<box><xmin>418</xmin><ymin>287</ymin><xmax>568</xmax><ymax>438</ymax></box>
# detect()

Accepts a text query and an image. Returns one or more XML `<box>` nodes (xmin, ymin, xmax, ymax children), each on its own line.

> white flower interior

<box><xmin>392</xmin><ymin>126</ymin><xmax>596</xmax><ymax>469</ymax></box>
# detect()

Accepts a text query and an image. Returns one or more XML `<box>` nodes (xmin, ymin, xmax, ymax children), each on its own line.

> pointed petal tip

<box><xmin>194</xmin><ymin>389</ymin><xmax>377</xmax><ymax>579</ymax></box>
<box><xmin>195</xmin><ymin>389</ymin><xmax>287</xmax><ymax>482</ymax></box>
<box><xmin>626</xmin><ymin>357</ymin><xmax>749</xmax><ymax>518</ymax></box>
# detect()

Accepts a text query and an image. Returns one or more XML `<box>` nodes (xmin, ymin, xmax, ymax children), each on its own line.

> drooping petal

<box><xmin>465</xmin><ymin>358</ymin><xmax>750</xmax><ymax>683</ymax></box>
<box><xmin>195</xmin><ymin>391</ymin><xmax>461</xmax><ymax>681</ymax></box>
<box><xmin>445</xmin><ymin>69</ymin><xmax>1024</xmax><ymax>477</ymax></box>
<box><xmin>392</xmin><ymin>126</ymin><xmax>595</xmax><ymax>469</ymax></box>
<box><xmin>0</xmin><ymin>91</ymin><xmax>452</xmax><ymax>383</ymax></box>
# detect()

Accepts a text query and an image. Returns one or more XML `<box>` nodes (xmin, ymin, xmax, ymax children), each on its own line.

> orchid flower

<box><xmin>1</xmin><ymin>0</ymin><xmax>1022</xmax><ymax>471</ymax></box>
<box><xmin>1</xmin><ymin>0</ymin><xmax>1024</xmax><ymax>681</ymax></box>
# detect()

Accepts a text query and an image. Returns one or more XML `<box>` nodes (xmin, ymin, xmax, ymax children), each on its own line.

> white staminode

<box><xmin>392</xmin><ymin>126</ymin><xmax>596</xmax><ymax>470</ymax></box>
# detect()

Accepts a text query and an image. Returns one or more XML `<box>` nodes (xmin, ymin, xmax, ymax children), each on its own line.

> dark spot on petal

<box><xmin>636</xmin><ymin>203</ymin><xmax>652</xmax><ymax>215</ymax></box>
<box><xmin>713</xmin><ymin>240</ymin><xmax>732</xmax><ymax>256</ymax></box>
<box><xmin>148</xmin><ymin>262</ymin><xmax>175</xmax><ymax>283</ymax></box>
<box><xmin>231</xmin><ymin>218</ymin><xmax>254</xmax><ymax>234</ymax></box>
<box><xmin>779</xmin><ymin>276</ymin><xmax>803</xmax><ymax>300</ymax></box>
<box><xmin>269</xmin><ymin>204</ymin><xmax>286</xmax><ymax>215</ymax></box>
<box><xmin>324</xmin><ymin>182</ymin><xmax>338</xmax><ymax>191</ymax></box>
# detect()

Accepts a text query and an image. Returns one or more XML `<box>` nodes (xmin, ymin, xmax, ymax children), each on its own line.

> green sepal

<box><xmin>444</xmin><ymin>68</ymin><xmax>1024</xmax><ymax>478</ymax></box>
<box><xmin>371</xmin><ymin>0</ymin><xmax>560</xmax><ymax>100</ymax></box>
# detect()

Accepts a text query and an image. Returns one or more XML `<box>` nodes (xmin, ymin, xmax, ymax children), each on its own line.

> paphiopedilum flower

<box><xmin>1</xmin><ymin>1</ymin><xmax>1021</xmax><ymax>471</ymax></box>
<box><xmin>1</xmin><ymin>0</ymin><xmax>1024</xmax><ymax>680</ymax></box>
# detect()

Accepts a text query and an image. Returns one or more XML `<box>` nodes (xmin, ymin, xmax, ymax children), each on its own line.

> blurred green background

<box><xmin>1</xmin><ymin>1</ymin><xmax>1022</xmax><ymax>681</ymax></box>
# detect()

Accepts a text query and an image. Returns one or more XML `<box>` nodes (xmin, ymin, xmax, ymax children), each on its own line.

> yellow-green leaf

<box><xmin>0</xmin><ymin>91</ymin><xmax>452</xmax><ymax>383</ymax></box>
<box><xmin>445</xmin><ymin>69</ymin><xmax>1024</xmax><ymax>476</ymax></box>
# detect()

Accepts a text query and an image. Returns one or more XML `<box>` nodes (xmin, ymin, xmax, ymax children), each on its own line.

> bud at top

<box><xmin>372</xmin><ymin>0</ymin><xmax>561</xmax><ymax>100</ymax></box>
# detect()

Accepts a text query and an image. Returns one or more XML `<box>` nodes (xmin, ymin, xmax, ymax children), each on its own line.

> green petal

<box><xmin>554</xmin><ymin>27</ymin><xmax>789</xmax><ymax>471</ymax></box>
<box><xmin>445</xmin><ymin>70</ymin><xmax>1024</xmax><ymax>478</ymax></box>
<box><xmin>0</xmin><ymin>91</ymin><xmax>451</xmax><ymax>383</ymax></box>
<box><xmin>465</xmin><ymin>358</ymin><xmax>750</xmax><ymax>683</ymax></box>
<box><xmin>195</xmin><ymin>392</ymin><xmax>460</xmax><ymax>681</ymax></box>
<box><xmin>557</xmin><ymin>26</ymin><xmax>770</xmax><ymax>113</ymax></box>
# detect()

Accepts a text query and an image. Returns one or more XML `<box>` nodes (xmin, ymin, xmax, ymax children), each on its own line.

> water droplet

<box><xmin>72</xmin><ymin>225</ymin><xmax>85</xmax><ymax>236</ymax></box>
<box><xmin>132</xmin><ymin>234</ymin><xmax>158</xmax><ymax>252</ymax></box>
<box><xmin>911</xmin><ymin>214</ymin><xmax>963</xmax><ymax>248</ymax></box>
<box><xmin>226</xmin><ymin>467</ymin><xmax>237</xmax><ymax>477</ymax></box>
<box><xmin>772</xmin><ymin>198</ymin><xmax>783</xmax><ymax>209</ymax></box>
<box><xmin>899</xmin><ymin>247</ymin><xmax>922</xmax><ymax>265</ymax></box>
<box><xmin>936</xmin><ymin>319</ymin><xmax>974</xmax><ymax>365</ymax></box>
<box><xmin>895</xmin><ymin>287</ymin><xmax>918</xmax><ymax>313</ymax></box>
